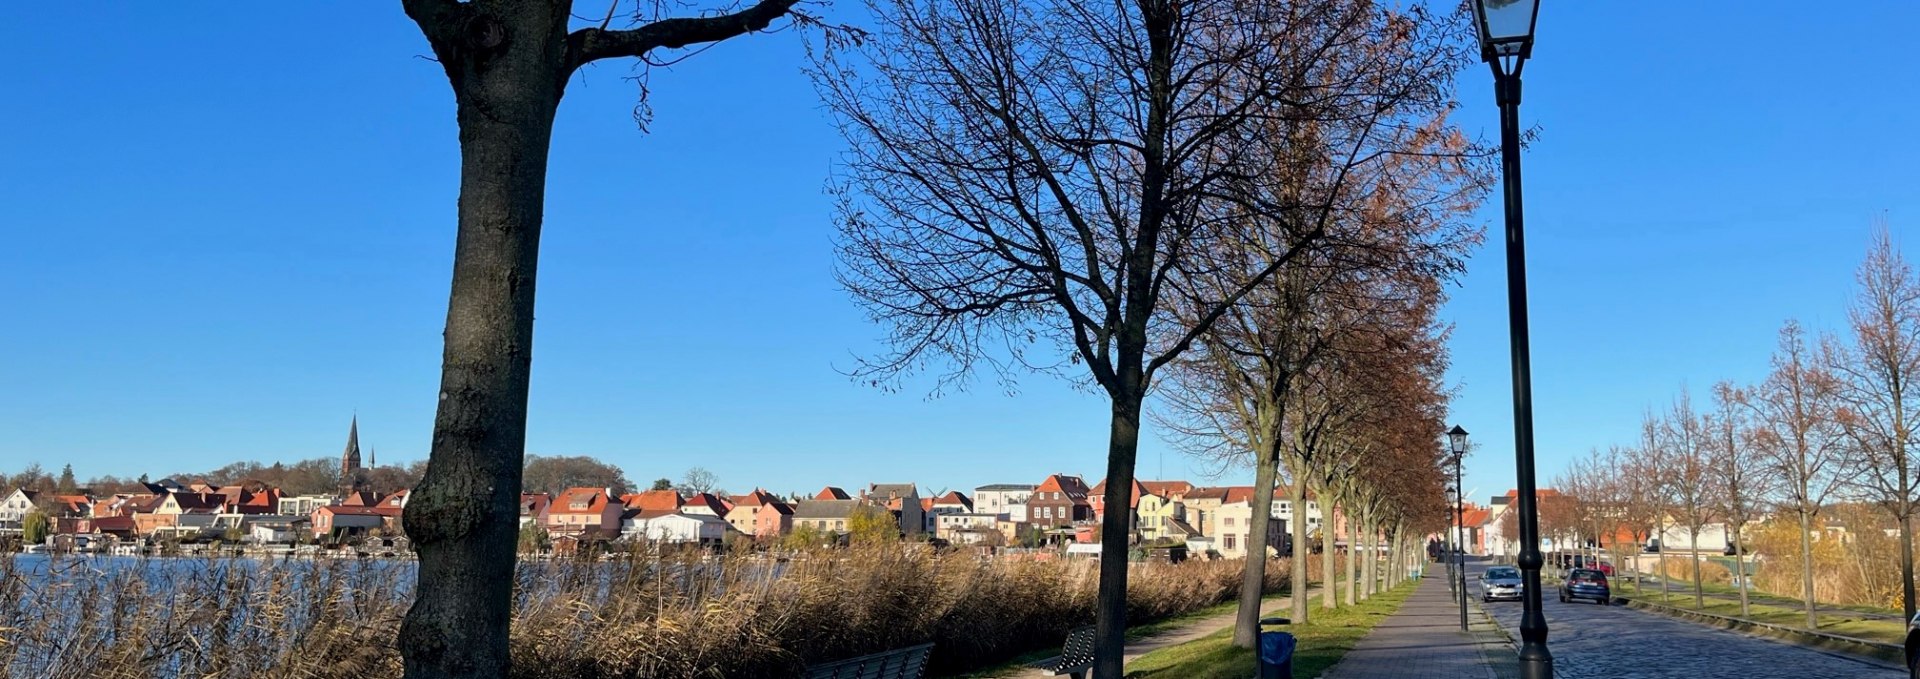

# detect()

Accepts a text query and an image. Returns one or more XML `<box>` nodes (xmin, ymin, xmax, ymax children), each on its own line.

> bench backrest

<box><xmin>1060</xmin><ymin>626</ymin><xmax>1097</xmax><ymax>669</ymax></box>
<box><xmin>803</xmin><ymin>642</ymin><xmax>935</xmax><ymax>679</ymax></box>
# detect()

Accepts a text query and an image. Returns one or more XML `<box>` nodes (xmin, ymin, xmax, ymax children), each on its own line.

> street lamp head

<box><xmin>1473</xmin><ymin>0</ymin><xmax>1539</xmax><ymax>63</ymax></box>
<box><xmin>1447</xmin><ymin>425</ymin><xmax>1469</xmax><ymax>457</ymax></box>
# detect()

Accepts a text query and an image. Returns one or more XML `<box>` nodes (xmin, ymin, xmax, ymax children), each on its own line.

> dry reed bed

<box><xmin>0</xmin><ymin>547</ymin><xmax>1286</xmax><ymax>678</ymax></box>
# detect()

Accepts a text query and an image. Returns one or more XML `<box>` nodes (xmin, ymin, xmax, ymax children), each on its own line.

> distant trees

<box><xmin>55</xmin><ymin>465</ymin><xmax>76</xmax><ymax>494</ymax></box>
<box><xmin>679</xmin><ymin>468</ymin><xmax>719</xmax><ymax>496</ymax></box>
<box><xmin>520</xmin><ymin>455</ymin><xmax>633</xmax><ymax>497</ymax></box>
<box><xmin>651</xmin><ymin>478</ymin><xmax>674</xmax><ymax>492</ymax></box>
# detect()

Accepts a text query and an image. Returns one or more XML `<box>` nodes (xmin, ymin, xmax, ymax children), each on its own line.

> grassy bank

<box><xmin>1</xmin><ymin>548</ymin><xmax>1289</xmax><ymax>679</ymax></box>
<box><xmin>1121</xmin><ymin>582</ymin><xmax>1415</xmax><ymax>679</ymax></box>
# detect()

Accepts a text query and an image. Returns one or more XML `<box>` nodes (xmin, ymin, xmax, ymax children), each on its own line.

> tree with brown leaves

<box><xmin>1738</xmin><ymin>320</ymin><xmax>1844</xmax><ymax>628</ymax></box>
<box><xmin>1830</xmin><ymin>224</ymin><xmax>1920</xmax><ymax>622</ymax></box>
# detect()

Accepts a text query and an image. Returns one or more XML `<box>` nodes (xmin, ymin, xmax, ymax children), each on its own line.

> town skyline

<box><xmin>4</xmin><ymin>2</ymin><xmax>1920</xmax><ymax>518</ymax></box>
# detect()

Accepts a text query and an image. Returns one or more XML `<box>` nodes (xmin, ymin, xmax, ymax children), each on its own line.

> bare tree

<box><xmin>1830</xmin><ymin>224</ymin><xmax>1920</xmax><ymax>622</ymax></box>
<box><xmin>1634</xmin><ymin>413</ymin><xmax>1678</xmax><ymax>602</ymax></box>
<box><xmin>814</xmin><ymin>0</ymin><xmax>1473</xmax><ymax>669</ymax></box>
<box><xmin>395</xmin><ymin>1</ymin><xmax>814</xmax><ymax>676</ymax></box>
<box><xmin>1657</xmin><ymin>389</ymin><xmax>1721</xmax><ymax>609</ymax></box>
<box><xmin>681</xmin><ymin>467</ymin><xmax>720</xmax><ymax>495</ymax></box>
<box><xmin>1709</xmin><ymin>381</ymin><xmax>1771</xmax><ymax>617</ymax></box>
<box><xmin>1738</xmin><ymin>320</ymin><xmax>1842</xmax><ymax>628</ymax></box>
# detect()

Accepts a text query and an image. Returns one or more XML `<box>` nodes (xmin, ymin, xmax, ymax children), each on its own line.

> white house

<box><xmin>277</xmin><ymin>494</ymin><xmax>334</xmax><ymax>516</ymax></box>
<box><xmin>621</xmin><ymin>511</ymin><xmax>729</xmax><ymax>545</ymax></box>
<box><xmin>1214</xmin><ymin>500</ymin><xmax>1288</xmax><ymax>559</ymax></box>
<box><xmin>1655</xmin><ymin>521</ymin><xmax>1732</xmax><ymax>553</ymax></box>
<box><xmin>936</xmin><ymin>512</ymin><xmax>1001</xmax><ymax>544</ymax></box>
<box><xmin>244</xmin><ymin>515</ymin><xmax>310</xmax><ymax>544</ymax></box>
<box><xmin>0</xmin><ymin>489</ymin><xmax>39</xmax><ymax>531</ymax></box>
<box><xmin>973</xmin><ymin>484</ymin><xmax>1033</xmax><ymax>523</ymax></box>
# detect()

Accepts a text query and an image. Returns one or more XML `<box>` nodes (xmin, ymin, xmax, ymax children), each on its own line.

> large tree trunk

<box><xmin>1733</xmin><ymin>520</ymin><xmax>1749</xmax><ymax>617</ymax></box>
<box><xmin>397</xmin><ymin>5</ymin><xmax>568</xmax><ymax>678</ymax></box>
<box><xmin>1902</xmin><ymin>512</ymin><xmax>1917</xmax><ymax>623</ymax></box>
<box><xmin>1233</xmin><ymin>442</ymin><xmax>1283</xmax><ymax>648</ymax></box>
<box><xmin>1289</xmin><ymin>474</ymin><xmax>1310</xmax><ymax>624</ymax></box>
<box><xmin>1798</xmin><ymin>508</ymin><xmax>1817</xmax><ymax>628</ymax></box>
<box><xmin>1320</xmin><ymin>491</ymin><xmax>1336</xmax><ymax>609</ymax></box>
<box><xmin>1093</xmin><ymin>386</ymin><xmax>1146</xmax><ymax>679</ymax></box>
<box><xmin>1344</xmin><ymin>505</ymin><xmax>1357</xmax><ymax>606</ymax></box>
<box><xmin>1689</xmin><ymin>523</ymin><xmax>1704</xmax><ymax>609</ymax></box>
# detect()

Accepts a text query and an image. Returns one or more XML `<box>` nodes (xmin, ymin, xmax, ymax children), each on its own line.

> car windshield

<box><xmin>1487</xmin><ymin>568</ymin><xmax>1519</xmax><ymax>579</ymax></box>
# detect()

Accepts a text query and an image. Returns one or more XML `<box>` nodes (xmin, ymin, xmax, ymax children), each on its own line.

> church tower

<box><xmin>341</xmin><ymin>416</ymin><xmax>363</xmax><ymax>478</ymax></box>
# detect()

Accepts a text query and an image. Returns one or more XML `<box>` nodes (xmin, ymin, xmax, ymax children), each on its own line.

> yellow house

<box><xmin>1137</xmin><ymin>492</ymin><xmax>1183</xmax><ymax>542</ymax></box>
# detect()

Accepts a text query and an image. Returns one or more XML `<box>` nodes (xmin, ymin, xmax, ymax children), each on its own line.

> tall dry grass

<box><xmin>0</xmin><ymin>547</ymin><xmax>1286</xmax><ymax>678</ymax></box>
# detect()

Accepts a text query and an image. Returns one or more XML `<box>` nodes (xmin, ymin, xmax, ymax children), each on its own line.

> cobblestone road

<box><xmin>1469</xmin><ymin>563</ymin><xmax>1903</xmax><ymax>679</ymax></box>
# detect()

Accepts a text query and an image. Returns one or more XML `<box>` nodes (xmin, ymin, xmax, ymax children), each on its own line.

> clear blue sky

<box><xmin>2</xmin><ymin>3</ymin><xmax>1917</xmax><ymax>501</ymax></box>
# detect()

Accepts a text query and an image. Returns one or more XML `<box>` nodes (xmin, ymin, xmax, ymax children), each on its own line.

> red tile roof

<box><xmin>919</xmin><ymin>498</ymin><xmax>934</xmax><ymax>512</ymax></box>
<box><xmin>933</xmin><ymin>490</ymin><xmax>972</xmax><ymax>509</ymax></box>
<box><xmin>1140</xmin><ymin>481</ymin><xmax>1194</xmax><ymax>498</ymax></box>
<box><xmin>1035</xmin><ymin>474</ymin><xmax>1091</xmax><ymax>500</ymax></box>
<box><xmin>1089</xmin><ymin>479</ymin><xmax>1149</xmax><ymax>510</ymax></box>
<box><xmin>521</xmin><ymin>493</ymin><xmax>552</xmax><ymax>517</ymax></box>
<box><xmin>622</xmin><ymin>490</ymin><xmax>684</xmax><ymax>512</ymax></box>
<box><xmin>733</xmin><ymin>488</ymin><xmax>781</xmax><ymax>507</ymax></box>
<box><xmin>684</xmin><ymin>493</ymin><xmax>733</xmax><ymax>514</ymax></box>
<box><xmin>550</xmin><ymin>487</ymin><xmax>612</xmax><ymax>515</ymax></box>
<box><xmin>816</xmin><ymin>486</ymin><xmax>852</xmax><ymax>500</ymax></box>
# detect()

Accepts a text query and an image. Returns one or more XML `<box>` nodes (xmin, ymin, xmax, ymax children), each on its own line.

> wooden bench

<box><xmin>1027</xmin><ymin>625</ymin><xmax>1096</xmax><ymax>678</ymax></box>
<box><xmin>803</xmin><ymin>642</ymin><xmax>934</xmax><ymax>679</ymax></box>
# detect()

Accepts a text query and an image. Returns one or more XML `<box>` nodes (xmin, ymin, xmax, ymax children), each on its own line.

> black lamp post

<box><xmin>1471</xmin><ymin>1</ymin><xmax>1551</xmax><ymax>677</ymax></box>
<box><xmin>1448</xmin><ymin>425</ymin><xmax>1469</xmax><ymax>632</ymax></box>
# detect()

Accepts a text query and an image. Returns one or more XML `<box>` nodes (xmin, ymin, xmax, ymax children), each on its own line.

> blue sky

<box><xmin>2</xmin><ymin>3</ymin><xmax>1917</xmax><ymax>502</ymax></box>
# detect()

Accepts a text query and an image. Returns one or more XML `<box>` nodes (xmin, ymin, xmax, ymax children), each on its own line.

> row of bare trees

<box><xmin>823</xmin><ymin>0</ymin><xmax>1488</xmax><ymax>669</ymax></box>
<box><xmin>389</xmin><ymin>0</ymin><xmax>1485</xmax><ymax>676</ymax></box>
<box><xmin>1547</xmin><ymin>225</ymin><xmax>1920</xmax><ymax>628</ymax></box>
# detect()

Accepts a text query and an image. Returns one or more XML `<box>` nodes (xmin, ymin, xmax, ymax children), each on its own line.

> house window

<box><xmin>1225</xmin><ymin>535</ymin><xmax>1237</xmax><ymax>550</ymax></box>
<box><xmin>1225</xmin><ymin>517</ymin><xmax>1235</xmax><ymax>527</ymax></box>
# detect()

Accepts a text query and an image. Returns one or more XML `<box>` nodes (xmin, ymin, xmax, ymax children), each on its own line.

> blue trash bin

<box><xmin>1257</xmin><ymin>629</ymin><xmax>1295</xmax><ymax>679</ymax></box>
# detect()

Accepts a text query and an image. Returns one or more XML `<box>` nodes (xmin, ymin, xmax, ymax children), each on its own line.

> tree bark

<box><xmin>1903</xmin><ymin>512</ymin><xmax>1917</xmax><ymax>623</ymax></box>
<box><xmin>1290</xmin><ymin>474</ymin><xmax>1310</xmax><ymax>624</ymax></box>
<box><xmin>1321</xmin><ymin>491</ymin><xmax>1337</xmax><ymax>609</ymax></box>
<box><xmin>1344</xmin><ymin>505</ymin><xmax>1357</xmax><ymax>606</ymax></box>
<box><xmin>1798</xmin><ymin>508</ymin><xmax>1818</xmax><ymax>628</ymax></box>
<box><xmin>1688</xmin><ymin>523</ymin><xmax>1703</xmax><ymax>609</ymax></box>
<box><xmin>398</xmin><ymin>4</ymin><xmax>569</xmax><ymax>678</ymax></box>
<box><xmin>1093</xmin><ymin>385</ymin><xmax>1146</xmax><ymax>679</ymax></box>
<box><xmin>1233</xmin><ymin>442</ymin><xmax>1283</xmax><ymax>648</ymax></box>
<box><xmin>1733</xmin><ymin>520</ymin><xmax>1749</xmax><ymax>617</ymax></box>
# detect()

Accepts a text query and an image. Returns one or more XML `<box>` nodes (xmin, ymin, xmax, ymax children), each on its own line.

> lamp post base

<box><xmin>1519</xmin><ymin>656</ymin><xmax>1553</xmax><ymax>679</ymax></box>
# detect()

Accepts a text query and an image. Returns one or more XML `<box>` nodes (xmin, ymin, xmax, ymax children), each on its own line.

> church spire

<box><xmin>342</xmin><ymin>415</ymin><xmax>363</xmax><ymax>477</ymax></box>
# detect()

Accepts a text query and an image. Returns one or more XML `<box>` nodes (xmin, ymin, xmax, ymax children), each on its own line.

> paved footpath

<box><xmin>1319</xmin><ymin>572</ymin><xmax>1501</xmax><ymax>679</ymax></box>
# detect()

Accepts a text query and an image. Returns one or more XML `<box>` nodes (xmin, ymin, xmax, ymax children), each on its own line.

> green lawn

<box><xmin>1121</xmin><ymin>583</ymin><xmax>1415</xmax><ymax>679</ymax></box>
<box><xmin>950</xmin><ymin>589</ymin><xmax>1301</xmax><ymax>679</ymax></box>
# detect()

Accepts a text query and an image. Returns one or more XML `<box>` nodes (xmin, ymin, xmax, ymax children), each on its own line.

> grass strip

<box><xmin>1121</xmin><ymin>582</ymin><xmax>1415</xmax><ymax>679</ymax></box>
<box><xmin>1618</xmin><ymin>591</ymin><xmax>1907</xmax><ymax>645</ymax></box>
